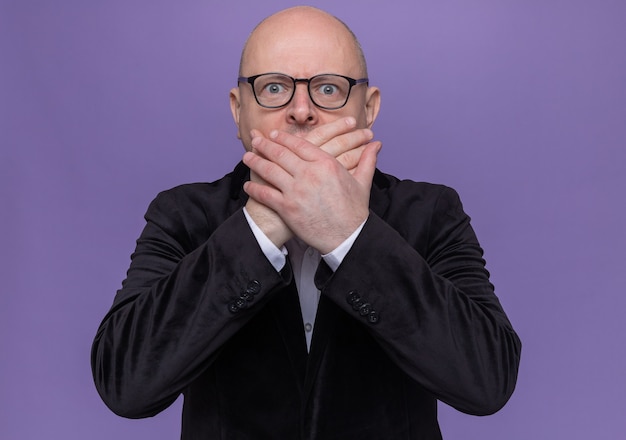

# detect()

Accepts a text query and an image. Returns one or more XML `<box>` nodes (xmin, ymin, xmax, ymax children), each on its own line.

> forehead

<box><xmin>241</xmin><ymin>12</ymin><xmax>361</xmax><ymax>77</ymax></box>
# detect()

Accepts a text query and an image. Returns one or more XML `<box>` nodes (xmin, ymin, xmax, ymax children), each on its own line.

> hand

<box><xmin>243</xmin><ymin>118</ymin><xmax>374</xmax><ymax>248</ymax></box>
<box><xmin>244</xmin><ymin>169</ymin><xmax>293</xmax><ymax>248</ymax></box>
<box><xmin>306</xmin><ymin>117</ymin><xmax>375</xmax><ymax>173</ymax></box>
<box><xmin>242</xmin><ymin>122</ymin><xmax>382</xmax><ymax>254</ymax></box>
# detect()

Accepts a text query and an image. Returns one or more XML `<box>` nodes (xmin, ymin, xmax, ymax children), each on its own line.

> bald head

<box><xmin>239</xmin><ymin>6</ymin><xmax>367</xmax><ymax>78</ymax></box>
<box><xmin>229</xmin><ymin>6</ymin><xmax>380</xmax><ymax>150</ymax></box>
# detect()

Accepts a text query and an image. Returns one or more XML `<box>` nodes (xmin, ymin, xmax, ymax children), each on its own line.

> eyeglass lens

<box><xmin>253</xmin><ymin>74</ymin><xmax>352</xmax><ymax>109</ymax></box>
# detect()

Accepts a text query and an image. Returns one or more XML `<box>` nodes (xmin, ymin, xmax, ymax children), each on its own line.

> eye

<box><xmin>265</xmin><ymin>83</ymin><xmax>286</xmax><ymax>94</ymax></box>
<box><xmin>317</xmin><ymin>84</ymin><xmax>339</xmax><ymax>95</ymax></box>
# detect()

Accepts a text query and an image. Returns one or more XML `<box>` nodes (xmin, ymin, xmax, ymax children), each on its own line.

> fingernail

<box><xmin>269</xmin><ymin>130</ymin><xmax>278</xmax><ymax>139</ymax></box>
<box><xmin>345</xmin><ymin>117</ymin><xmax>356</xmax><ymax>126</ymax></box>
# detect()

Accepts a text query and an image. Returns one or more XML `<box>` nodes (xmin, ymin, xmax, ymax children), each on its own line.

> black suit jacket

<box><xmin>92</xmin><ymin>162</ymin><xmax>521</xmax><ymax>439</ymax></box>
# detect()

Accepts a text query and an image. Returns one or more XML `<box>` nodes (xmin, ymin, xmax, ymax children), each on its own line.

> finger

<box><xmin>249</xmin><ymin>132</ymin><xmax>303</xmax><ymax>175</ymax></box>
<box><xmin>243</xmin><ymin>180</ymin><xmax>285</xmax><ymax>213</ymax></box>
<box><xmin>248</xmin><ymin>167</ymin><xmax>273</xmax><ymax>186</ymax></box>
<box><xmin>242</xmin><ymin>150</ymin><xmax>293</xmax><ymax>190</ymax></box>
<box><xmin>319</xmin><ymin>128</ymin><xmax>374</xmax><ymax>158</ymax></box>
<box><xmin>305</xmin><ymin>117</ymin><xmax>358</xmax><ymax>147</ymax></box>
<box><xmin>352</xmin><ymin>141</ymin><xmax>382</xmax><ymax>188</ymax></box>
<box><xmin>335</xmin><ymin>144</ymin><xmax>366</xmax><ymax>170</ymax></box>
<box><xmin>266</xmin><ymin>130</ymin><xmax>323</xmax><ymax>162</ymax></box>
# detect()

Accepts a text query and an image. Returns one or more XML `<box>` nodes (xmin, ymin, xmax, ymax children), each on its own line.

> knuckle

<box><xmin>273</xmin><ymin>146</ymin><xmax>288</xmax><ymax>161</ymax></box>
<box><xmin>295</xmin><ymin>137</ymin><xmax>312</xmax><ymax>151</ymax></box>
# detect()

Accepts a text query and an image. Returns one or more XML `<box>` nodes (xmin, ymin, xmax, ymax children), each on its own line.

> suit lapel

<box><xmin>230</xmin><ymin>161</ymin><xmax>310</xmax><ymax>388</ymax></box>
<box><xmin>301</xmin><ymin>169</ymin><xmax>391</xmax><ymax>404</ymax></box>
<box><xmin>269</xmin><ymin>277</ymin><xmax>309</xmax><ymax>391</ymax></box>
<box><xmin>370</xmin><ymin>169</ymin><xmax>391</xmax><ymax>218</ymax></box>
<box><xmin>302</xmin><ymin>293</ymin><xmax>342</xmax><ymax>405</ymax></box>
<box><xmin>231</xmin><ymin>163</ymin><xmax>392</xmax><ymax>403</ymax></box>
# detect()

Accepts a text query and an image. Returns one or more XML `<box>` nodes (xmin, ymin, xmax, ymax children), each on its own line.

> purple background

<box><xmin>2</xmin><ymin>1</ymin><xmax>625</xmax><ymax>438</ymax></box>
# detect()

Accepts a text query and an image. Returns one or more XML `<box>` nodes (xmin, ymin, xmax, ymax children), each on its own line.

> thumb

<box><xmin>352</xmin><ymin>141</ymin><xmax>382</xmax><ymax>186</ymax></box>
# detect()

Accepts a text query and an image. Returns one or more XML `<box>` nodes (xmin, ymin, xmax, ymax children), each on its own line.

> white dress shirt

<box><xmin>243</xmin><ymin>207</ymin><xmax>365</xmax><ymax>351</ymax></box>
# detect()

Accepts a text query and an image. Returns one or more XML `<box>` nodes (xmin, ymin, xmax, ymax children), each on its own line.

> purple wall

<box><xmin>2</xmin><ymin>1</ymin><xmax>625</xmax><ymax>438</ymax></box>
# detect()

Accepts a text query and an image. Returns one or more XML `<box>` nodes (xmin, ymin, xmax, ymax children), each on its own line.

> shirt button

<box><xmin>304</xmin><ymin>322</ymin><xmax>313</xmax><ymax>332</ymax></box>
<box><xmin>307</xmin><ymin>248</ymin><xmax>314</xmax><ymax>257</ymax></box>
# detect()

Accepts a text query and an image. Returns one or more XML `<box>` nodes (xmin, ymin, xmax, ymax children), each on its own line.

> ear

<box><xmin>229</xmin><ymin>87</ymin><xmax>242</xmax><ymax>139</ymax></box>
<box><xmin>364</xmin><ymin>86</ymin><xmax>381</xmax><ymax>129</ymax></box>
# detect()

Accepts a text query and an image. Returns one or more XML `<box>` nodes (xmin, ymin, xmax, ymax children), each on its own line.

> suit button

<box><xmin>234</xmin><ymin>297</ymin><xmax>247</xmax><ymax>309</ymax></box>
<box><xmin>228</xmin><ymin>297</ymin><xmax>248</xmax><ymax>313</ymax></box>
<box><xmin>246</xmin><ymin>280</ymin><xmax>261</xmax><ymax>295</ymax></box>
<box><xmin>368</xmin><ymin>310</ymin><xmax>380</xmax><ymax>324</ymax></box>
<box><xmin>240</xmin><ymin>291</ymin><xmax>254</xmax><ymax>302</ymax></box>
<box><xmin>346</xmin><ymin>290</ymin><xmax>360</xmax><ymax>305</ymax></box>
<box><xmin>359</xmin><ymin>303</ymin><xmax>371</xmax><ymax>316</ymax></box>
<box><xmin>351</xmin><ymin>298</ymin><xmax>363</xmax><ymax>311</ymax></box>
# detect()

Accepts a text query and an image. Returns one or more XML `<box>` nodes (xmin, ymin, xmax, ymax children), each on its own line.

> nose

<box><xmin>286</xmin><ymin>83</ymin><xmax>317</xmax><ymax>127</ymax></box>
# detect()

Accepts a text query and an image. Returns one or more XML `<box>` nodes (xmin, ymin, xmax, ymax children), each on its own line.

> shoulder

<box><xmin>152</xmin><ymin>174</ymin><xmax>234</xmax><ymax>206</ymax></box>
<box><xmin>373</xmin><ymin>169</ymin><xmax>464</xmax><ymax>216</ymax></box>
<box><xmin>370</xmin><ymin>170</ymin><xmax>477</xmax><ymax>260</ymax></box>
<box><xmin>142</xmin><ymin>165</ymin><xmax>247</xmax><ymax>244</ymax></box>
<box><xmin>148</xmin><ymin>162</ymin><xmax>246</xmax><ymax>214</ymax></box>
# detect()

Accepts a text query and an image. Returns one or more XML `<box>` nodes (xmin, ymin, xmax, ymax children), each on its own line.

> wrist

<box><xmin>245</xmin><ymin>199</ymin><xmax>292</xmax><ymax>248</ymax></box>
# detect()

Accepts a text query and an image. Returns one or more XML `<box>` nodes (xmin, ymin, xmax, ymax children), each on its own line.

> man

<box><xmin>92</xmin><ymin>6</ymin><xmax>521</xmax><ymax>439</ymax></box>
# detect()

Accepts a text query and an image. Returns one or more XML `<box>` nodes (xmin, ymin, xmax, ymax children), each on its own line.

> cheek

<box><xmin>237</xmin><ymin>109</ymin><xmax>279</xmax><ymax>150</ymax></box>
<box><xmin>340</xmin><ymin>102</ymin><xmax>369</xmax><ymax>128</ymax></box>
<box><xmin>240</xmin><ymin>109</ymin><xmax>283</xmax><ymax>136</ymax></box>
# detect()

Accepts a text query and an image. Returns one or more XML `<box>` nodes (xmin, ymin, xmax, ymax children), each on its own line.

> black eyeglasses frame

<box><xmin>237</xmin><ymin>73</ymin><xmax>369</xmax><ymax>110</ymax></box>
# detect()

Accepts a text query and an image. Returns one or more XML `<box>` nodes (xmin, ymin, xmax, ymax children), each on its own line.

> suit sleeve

<box><xmin>91</xmin><ymin>188</ymin><xmax>291</xmax><ymax>418</ymax></box>
<box><xmin>317</xmin><ymin>184</ymin><xmax>521</xmax><ymax>416</ymax></box>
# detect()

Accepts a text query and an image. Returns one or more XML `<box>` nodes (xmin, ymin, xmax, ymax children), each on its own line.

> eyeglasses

<box><xmin>238</xmin><ymin>73</ymin><xmax>369</xmax><ymax>110</ymax></box>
